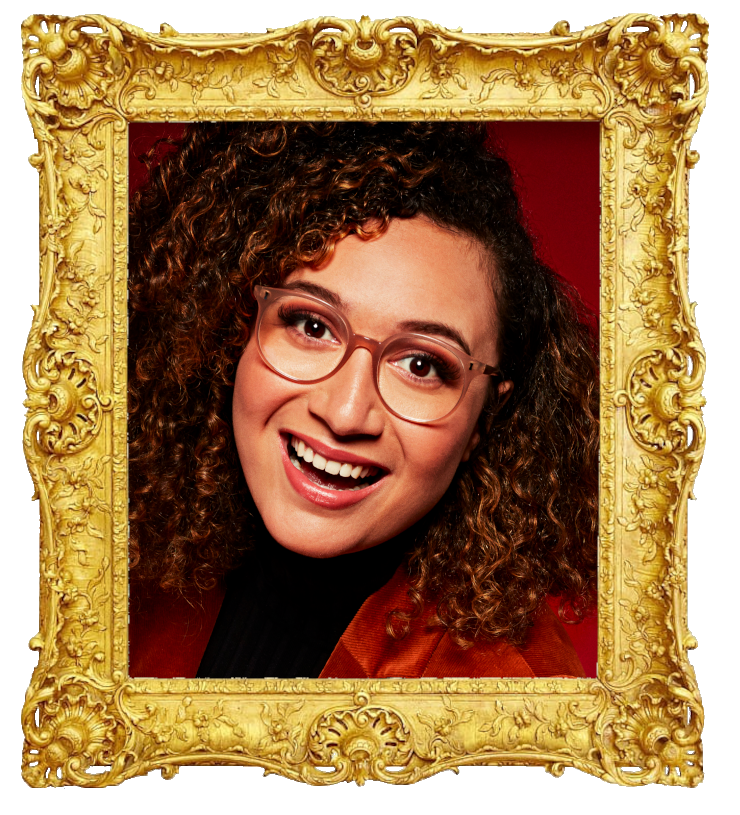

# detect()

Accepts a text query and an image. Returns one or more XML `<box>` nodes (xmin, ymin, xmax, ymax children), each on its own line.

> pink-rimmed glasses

<box><xmin>254</xmin><ymin>285</ymin><xmax>502</xmax><ymax>424</ymax></box>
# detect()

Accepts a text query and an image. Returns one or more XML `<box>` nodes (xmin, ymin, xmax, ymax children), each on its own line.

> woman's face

<box><xmin>233</xmin><ymin>217</ymin><xmax>502</xmax><ymax>558</ymax></box>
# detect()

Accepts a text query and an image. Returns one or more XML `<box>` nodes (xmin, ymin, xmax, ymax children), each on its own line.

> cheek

<box><xmin>232</xmin><ymin>342</ymin><xmax>288</xmax><ymax>448</ymax></box>
<box><xmin>233</xmin><ymin>344</ymin><xmax>260</xmax><ymax>429</ymax></box>
<box><xmin>397</xmin><ymin>410</ymin><xmax>481</xmax><ymax>495</ymax></box>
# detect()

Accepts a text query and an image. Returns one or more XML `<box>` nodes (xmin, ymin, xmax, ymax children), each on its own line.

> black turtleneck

<box><xmin>197</xmin><ymin>533</ymin><xmax>408</xmax><ymax>678</ymax></box>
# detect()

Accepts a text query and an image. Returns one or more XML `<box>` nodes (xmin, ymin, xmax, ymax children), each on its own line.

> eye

<box><xmin>296</xmin><ymin>316</ymin><xmax>334</xmax><ymax>341</ymax></box>
<box><xmin>390</xmin><ymin>351</ymin><xmax>460</xmax><ymax>386</ymax></box>
<box><xmin>384</xmin><ymin>334</ymin><xmax>465</xmax><ymax>389</ymax></box>
<box><xmin>277</xmin><ymin>306</ymin><xmax>341</xmax><ymax>345</ymax></box>
<box><xmin>396</xmin><ymin>355</ymin><xmax>437</xmax><ymax>379</ymax></box>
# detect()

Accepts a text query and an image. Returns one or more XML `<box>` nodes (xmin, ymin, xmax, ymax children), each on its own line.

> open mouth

<box><xmin>287</xmin><ymin>435</ymin><xmax>385</xmax><ymax>492</ymax></box>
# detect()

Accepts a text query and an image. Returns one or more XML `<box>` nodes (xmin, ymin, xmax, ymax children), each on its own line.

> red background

<box><xmin>129</xmin><ymin>121</ymin><xmax>601</xmax><ymax>313</ymax></box>
<box><xmin>128</xmin><ymin>121</ymin><xmax>601</xmax><ymax>677</ymax></box>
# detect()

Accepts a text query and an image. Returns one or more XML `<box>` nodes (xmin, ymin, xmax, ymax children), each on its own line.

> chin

<box><xmin>265</xmin><ymin>521</ymin><xmax>375</xmax><ymax>559</ymax></box>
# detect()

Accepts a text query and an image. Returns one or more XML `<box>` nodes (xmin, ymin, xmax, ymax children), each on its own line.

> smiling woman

<box><xmin>127</xmin><ymin>122</ymin><xmax>599</xmax><ymax>679</ymax></box>
<box><xmin>236</xmin><ymin>222</ymin><xmax>506</xmax><ymax>556</ymax></box>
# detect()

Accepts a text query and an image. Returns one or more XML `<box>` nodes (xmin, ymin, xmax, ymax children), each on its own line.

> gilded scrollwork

<box><xmin>22</xmin><ymin>677</ymin><xmax>128</xmax><ymax>787</ymax></box>
<box><xmin>310</xmin><ymin>17</ymin><xmax>418</xmax><ymax>105</ymax></box>
<box><xmin>604</xmin><ymin>684</ymin><xmax>703</xmax><ymax>786</ymax></box>
<box><xmin>417</xmin><ymin>695</ymin><xmax>473</xmax><ymax>757</ymax></box>
<box><xmin>613</xmin><ymin>15</ymin><xmax>708</xmax><ymax>110</ymax></box>
<box><xmin>20</xmin><ymin>13</ymin><xmax>707</xmax><ymax>788</ymax></box>
<box><xmin>127</xmin><ymin>56</ymin><xmax>247</xmax><ymax>107</ymax></box>
<box><xmin>46</xmin><ymin>454</ymin><xmax>110</xmax><ymax>560</ymax></box>
<box><xmin>306</xmin><ymin>692</ymin><xmax>420</xmax><ymax>785</ymax></box>
<box><xmin>478</xmin><ymin>50</ymin><xmax>602</xmax><ymax>105</ymax></box>
<box><xmin>22</xmin><ymin>16</ymin><xmax>127</xmax><ymax>114</ymax></box>
<box><xmin>619</xmin><ymin>349</ymin><xmax>705</xmax><ymax>455</ymax></box>
<box><xmin>618</xmin><ymin>229</ymin><xmax>672</xmax><ymax>345</ymax></box>
<box><xmin>420</xmin><ymin>50</ymin><xmax>467</xmax><ymax>99</ymax></box>
<box><xmin>253</xmin><ymin>52</ymin><xmax>306</xmax><ymax>99</ymax></box>
<box><xmin>259</xmin><ymin>701</ymin><xmax>306</xmax><ymax>759</ymax></box>
<box><xmin>25</xmin><ymin>351</ymin><xmax>107</xmax><ymax>455</ymax></box>
<box><xmin>49</xmin><ymin>249</ymin><xmax>108</xmax><ymax>351</ymax></box>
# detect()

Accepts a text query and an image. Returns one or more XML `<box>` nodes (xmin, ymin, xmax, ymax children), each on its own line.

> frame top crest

<box><xmin>21</xmin><ymin>13</ymin><xmax>707</xmax><ymax>124</ymax></box>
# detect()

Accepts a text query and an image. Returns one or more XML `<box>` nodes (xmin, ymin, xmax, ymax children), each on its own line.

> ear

<box><xmin>461</xmin><ymin>423</ymin><xmax>481</xmax><ymax>463</ymax></box>
<box><xmin>461</xmin><ymin>379</ymin><xmax>514</xmax><ymax>462</ymax></box>
<box><xmin>496</xmin><ymin>378</ymin><xmax>514</xmax><ymax>406</ymax></box>
<box><xmin>486</xmin><ymin>378</ymin><xmax>514</xmax><ymax>429</ymax></box>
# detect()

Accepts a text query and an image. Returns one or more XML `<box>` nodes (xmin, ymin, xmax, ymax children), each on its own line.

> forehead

<box><xmin>287</xmin><ymin>218</ymin><xmax>496</xmax><ymax>355</ymax></box>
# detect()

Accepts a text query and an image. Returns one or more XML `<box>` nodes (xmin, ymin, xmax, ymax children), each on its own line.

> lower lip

<box><xmin>279</xmin><ymin>435</ymin><xmax>385</xmax><ymax>509</ymax></box>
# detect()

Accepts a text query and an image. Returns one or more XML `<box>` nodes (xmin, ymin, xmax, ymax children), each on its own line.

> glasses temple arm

<box><xmin>482</xmin><ymin>364</ymin><xmax>502</xmax><ymax>379</ymax></box>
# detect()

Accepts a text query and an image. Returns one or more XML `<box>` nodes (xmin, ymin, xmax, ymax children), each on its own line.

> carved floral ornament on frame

<box><xmin>20</xmin><ymin>12</ymin><xmax>707</xmax><ymax>787</ymax></box>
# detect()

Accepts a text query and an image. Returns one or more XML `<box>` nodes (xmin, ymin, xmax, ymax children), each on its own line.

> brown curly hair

<box><xmin>128</xmin><ymin>121</ymin><xmax>598</xmax><ymax>646</ymax></box>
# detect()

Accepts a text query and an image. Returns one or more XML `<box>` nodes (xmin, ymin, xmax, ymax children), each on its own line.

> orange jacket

<box><xmin>129</xmin><ymin>566</ymin><xmax>584</xmax><ymax>679</ymax></box>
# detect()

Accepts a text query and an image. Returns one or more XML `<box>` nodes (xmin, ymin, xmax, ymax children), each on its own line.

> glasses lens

<box><xmin>258</xmin><ymin>294</ymin><xmax>347</xmax><ymax>381</ymax></box>
<box><xmin>379</xmin><ymin>336</ymin><xmax>465</xmax><ymax>422</ymax></box>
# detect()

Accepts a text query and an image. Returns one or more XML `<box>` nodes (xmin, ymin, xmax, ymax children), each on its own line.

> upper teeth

<box><xmin>290</xmin><ymin>436</ymin><xmax>377</xmax><ymax>479</ymax></box>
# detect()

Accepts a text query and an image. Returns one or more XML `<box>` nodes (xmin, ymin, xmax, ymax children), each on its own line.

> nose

<box><xmin>307</xmin><ymin>347</ymin><xmax>385</xmax><ymax>437</ymax></box>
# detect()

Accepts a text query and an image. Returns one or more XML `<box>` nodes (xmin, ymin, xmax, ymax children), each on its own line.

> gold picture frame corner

<box><xmin>20</xmin><ymin>12</ymin><xmax>707</xmax><ymax>788</ymax></box>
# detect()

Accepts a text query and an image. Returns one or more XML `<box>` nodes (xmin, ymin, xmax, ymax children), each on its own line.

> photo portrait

<box><xmin>127</xmin><ymin>120</ymin><xmax>600</xmax><ymax>680</ymax></box>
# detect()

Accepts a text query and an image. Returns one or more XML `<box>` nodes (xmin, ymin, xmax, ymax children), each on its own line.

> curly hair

<box><xmin>128</xmin><ymin>121</ymin><xmax>599</xmax><ymax>646</ymax></box>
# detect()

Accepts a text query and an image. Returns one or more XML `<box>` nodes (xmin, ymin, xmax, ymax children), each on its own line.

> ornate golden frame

<box><xmin>20</xmin><ymin>13</ymin><xmax>707</xmax><ymax>787</ymax></box>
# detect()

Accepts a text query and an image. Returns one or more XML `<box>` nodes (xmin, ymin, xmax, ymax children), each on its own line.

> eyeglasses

<box><xmin>253</xmin><ymin>285</ymin><xmax>502</xmax><ymax>424</ymax></box>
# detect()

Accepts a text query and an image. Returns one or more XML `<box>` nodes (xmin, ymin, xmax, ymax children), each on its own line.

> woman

<box><xmin>128</xmin><ymin>122</ymin><xmax>599</xmax><ymax>679</ymax></box>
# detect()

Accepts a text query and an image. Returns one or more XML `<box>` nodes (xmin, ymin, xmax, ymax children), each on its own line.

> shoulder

<box><xmin>515</xmin><ymin>602</ymin><xmax>587</xmax><ymax>677</ymax></box>
<box><xmin>426</xmin><ymin>602</ymin><xmax>586</xmax><ymax>679</ymax></box>
<box><xmin>322</xmin><ymin>567</ymin><xmax>585</xmax><ymax>679</ymax></box>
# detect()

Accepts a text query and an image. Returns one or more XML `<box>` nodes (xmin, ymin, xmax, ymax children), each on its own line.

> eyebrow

<box><xmin>396</xmin><ymin>320</ymin><xmax>472</xmax><ymax>357</ymax></box>
<box><xmin>282</xmin><ymin>280</ymin><xmax>345</xmax><ymax>308</ymax></box>
<box><xmin>283</xmin><ymin>280</ymin><xmax>472</xmax><ymax>356</ymax></box>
